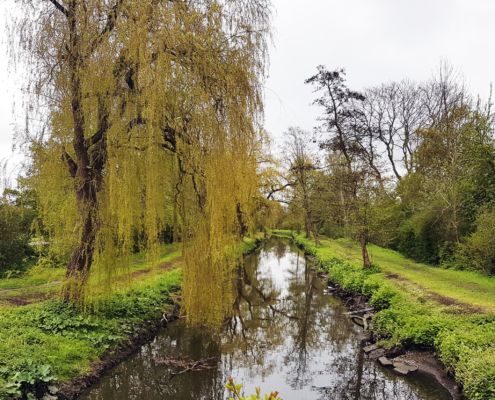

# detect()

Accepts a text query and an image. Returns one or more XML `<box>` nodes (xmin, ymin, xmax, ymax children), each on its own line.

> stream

<box><xmin>81</xmin><ymin>238</ymin><xmax>452</xmax><ymax>400</ymax></box>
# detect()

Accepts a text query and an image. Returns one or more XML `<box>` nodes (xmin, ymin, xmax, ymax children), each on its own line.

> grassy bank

<box><xmin>275</xmin><ymin>231</ymin><xmax>495</xmax><ymax>400</ymax></box>
<box><xmin>0</xmin><ymin>259</ymin><xmax>182</xmax><ymax>398</ymax></box>
<box><xmin>0</xmin><ymin>236</ymin><xmax>264</xmax><ymax>399</ymax></box>
<box><xmin>0</xmin><ymin>244</ymin><xmax>181</xmax><ymax>307</ymax></box>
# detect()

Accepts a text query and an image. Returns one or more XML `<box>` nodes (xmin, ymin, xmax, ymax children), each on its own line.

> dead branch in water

<box><xmin>153</xmin><ymin>356</ymin><xmax>217</xmax><ymax>378</ymax></box>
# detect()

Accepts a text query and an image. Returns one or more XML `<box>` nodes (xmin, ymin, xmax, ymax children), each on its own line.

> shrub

<box><xmin>459</xmin><ymin>209</ymin><xmax>495</xmax><ymax>274</ymax></box>
<box><xmin>369</xmin><ymin>285</ymin><xmax>396</xmax><ymax>310</ymax></box>
<box><xmin>0</xmin><ymin>200</ymin><xmax>35</xmax><ymax>275</ymax></box>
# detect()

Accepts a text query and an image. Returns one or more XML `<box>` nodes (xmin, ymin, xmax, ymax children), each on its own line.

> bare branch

<box><xmin>61</xmin><ymin>147</ymin><xmax>77</xmax><ymax>178</ymax></box>
<box><xmin>89</xmin><ymin>0</ymin><xmax>124</xmax><ymax>53</ymax></box>
<box><xmin>47</xmin><ymin>0</ymin><xmax>69</xmax><ymax>18</ymax></box>
<box><xmin>266</xmin><ymin>181</ymin><xmax>294</xmax><ymax>200</ymax></box>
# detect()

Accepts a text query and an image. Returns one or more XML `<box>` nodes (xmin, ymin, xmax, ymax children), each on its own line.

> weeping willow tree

<box><xmin>14</xmin><ymin>0</ymin><xmax>270</xmax><ymax>323</ymax></box>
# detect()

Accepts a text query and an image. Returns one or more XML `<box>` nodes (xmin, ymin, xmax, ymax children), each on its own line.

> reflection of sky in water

<box><xmin>255</xmin><ymin>246</ymin><xmax>303</xmax><ymax>297</ymax></box>
<box><xmin>81</xmin><ymin>239</ymin><xmax>452</xmax><ymax>400</ymax></box>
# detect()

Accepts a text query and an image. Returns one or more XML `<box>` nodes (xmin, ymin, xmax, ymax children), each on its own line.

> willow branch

<box><xmin>89</xmin><ymin>0</ymin><xmax>124</xmax><ymax>53</ymax></box>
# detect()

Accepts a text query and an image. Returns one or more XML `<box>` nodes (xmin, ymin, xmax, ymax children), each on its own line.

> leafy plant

<box><xmin>0</xmin><ymin>362</ymin><xmax>58</xmax><ymax>400</ymax></box>
<box><xmin>226</xmin><ymin>377</ymin><xmax>282</xmax><ymax>400</ymax></box>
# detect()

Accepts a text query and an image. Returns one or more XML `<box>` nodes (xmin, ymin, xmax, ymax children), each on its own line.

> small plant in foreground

<box><xmin>226</xmin><ymin>377</ymin><xmax>282</xmax><ymax>400</ymax></box>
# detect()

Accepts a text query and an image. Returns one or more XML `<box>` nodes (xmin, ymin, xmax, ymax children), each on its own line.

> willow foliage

<box><xmin>15</xmin><ymin>0</ymin><xmax>270</xmax><ymax>324</ymax></box>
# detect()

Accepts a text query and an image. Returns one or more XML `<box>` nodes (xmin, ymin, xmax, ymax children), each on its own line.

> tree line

<box><xmin>276</xmin><ymin>64</ymin><xmax>495</xmax><ymax>274</ymax></box>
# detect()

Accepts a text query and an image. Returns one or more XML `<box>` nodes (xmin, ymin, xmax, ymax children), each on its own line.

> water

<box><xmin>81</xmin><ymin>238</ymin><xmax>452</xmax><ymax>400</ymax></box>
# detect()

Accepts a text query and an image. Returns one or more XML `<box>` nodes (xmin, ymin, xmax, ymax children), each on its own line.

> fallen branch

<box><xmin>153</xmin><ymin>356</ymin><xmax>217</xmax><ymax>377</ymax></box>
<box><xmin>344</xmin><ymin>307</ymin><xmax>374</xmax><ymax>315</ymax></box>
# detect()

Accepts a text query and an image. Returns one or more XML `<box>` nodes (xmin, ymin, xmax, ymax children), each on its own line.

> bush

<box><xmin>369</xmin><ymin>285</ymin><xmax>396</xmax><ymax>310</ymax></box>
<box><xmin>457</xmin><ymin>350</ymin><xmax>495</xmax><ymax>400</ymax></box>
<box><xmin>458</xmin><ymin>209</ymin><xmax>495</xmax><ymax>274</ymax></box>
<box><xmin>0</xmin><ymin>200</ymin><xmax>35</xmax><ymax>275</ymax></box>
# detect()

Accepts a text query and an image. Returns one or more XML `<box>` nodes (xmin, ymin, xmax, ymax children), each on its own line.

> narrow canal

<box><xmin>81</xmin><ymin>238</ymin><xmax>452</xmax><ymax>400</ymax></box>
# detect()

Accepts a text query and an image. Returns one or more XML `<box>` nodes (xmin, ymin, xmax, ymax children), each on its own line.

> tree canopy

<box><xmin>15</xmin><ymin>0</ymin><xmax>271</xmax><ymax>325</ymax></box>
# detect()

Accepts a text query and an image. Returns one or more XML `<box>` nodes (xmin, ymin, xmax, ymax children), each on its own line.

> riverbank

<box><xmin>0</xmin><ymin>236</ymin><xmax>263</xmax><ymax>400</ymax></box>
<box><xmin>274</xmin><ymin>230</ymin><xmax>495</xmax><ymax>400</ymax></box>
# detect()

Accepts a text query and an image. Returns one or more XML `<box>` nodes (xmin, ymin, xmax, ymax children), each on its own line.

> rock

<box><xmin>393</xmin><ymin>364</ymin><xmax>411</xmax><ymax>375</ymax></box>
<box><xmin>392</xmin><ymin>361</ymin><xmax>418</xmax><ymax>375</ymax></box>
<box><xmin>363</xmin><ymin>344</ymin><xmax>379</xmax><ymax>354</ymax></box>
<box><xmin>358</xmin><ymin>332</ymin><xmax>372</xmax><ymax>343</ymax></box>
<box><xmin>368</xmin><ymin>348</ymin><xmax>386</xmax><ymax>359</ymax></box>
<box><xmin>407</xmin><ymin>364</ymin><xmax>418</xmax><ymax>372</ymax></box>
<box><xmin>378</xmin><ymin>356</ymin><xmax>393</xmax><ymax>367</ymax></box>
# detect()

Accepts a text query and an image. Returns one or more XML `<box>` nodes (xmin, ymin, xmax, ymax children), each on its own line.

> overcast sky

<box><xmin>2</xmin><ymin>0</ymin><xmax>495</xmax><ymax>177</ymax></box>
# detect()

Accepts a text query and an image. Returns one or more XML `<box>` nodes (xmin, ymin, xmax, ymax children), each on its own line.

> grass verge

<box><xmin>274</xmin><ymin>230</ymin><xmax>495</xmax><ymax>400</ymax></box>
<box><xmin>0</xmin><ymin>236</ymin><xmax>264</xmax><ymax>399</ymax></box>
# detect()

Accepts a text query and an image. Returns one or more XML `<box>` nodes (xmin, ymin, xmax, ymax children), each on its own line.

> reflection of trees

<box><xmin>84</xmin><ymin>239</ymin><xmax>451</xmax><ymax>400</ymax></box>
<box><xmin>83</xmin><ymin>323</ymin><xmax>226</xmax><ymax>400</ymax></box>
<box><xmin>223</xmin><ymin>248</ymin><xmax>293</xmax><ymax>375</ymax></box>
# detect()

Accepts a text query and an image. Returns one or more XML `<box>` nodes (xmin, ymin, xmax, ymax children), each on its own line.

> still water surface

<box><xmin>81</xmin><ymin>238</ymin><xmax>451</xmax><ymax>400</ymax></box>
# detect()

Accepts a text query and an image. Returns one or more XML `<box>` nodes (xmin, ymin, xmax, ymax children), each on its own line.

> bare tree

<box><xmin>305</xmin><ymin>67</ymin><xmax>374</xmax><ymax>268</ymax></box>
<box><xmin>283</xmin><ymin>127</ymin><xmax>320</xmax><ymax>244</ymax></box>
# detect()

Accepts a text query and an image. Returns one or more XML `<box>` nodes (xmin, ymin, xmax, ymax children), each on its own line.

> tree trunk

<box><xmin>313</xmin><ymin>226</ymin><xmax>320</xmax><ymax>246</ymax></box>
<box><xmin>63</xmin><ymin>201</ymin><xmax>96</xmax><ymax>302</ymax></box>
<box><xmin>63</xmin><ymin>1</ymin><xmax>99</xmax><ymax>302</ymax></box>
<box><xmin>360</xmin><ymin>233</ymin><xmax>372</xmax><ymax>269</ymax></box>
<box><xmin>236</xmin><ymin>202</ymin><xmax>248</xmax><ymax>238</ymax></box>
<box><xmin>304</xmin><ymin>214</ymin><xmax>311</xmax><ymax>239</ymax></box>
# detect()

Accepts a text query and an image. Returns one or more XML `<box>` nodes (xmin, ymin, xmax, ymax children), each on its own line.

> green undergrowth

<box><xmin>242</xmin><ymin>233</ymin><xmax>265</xmax><ymax>254</ymax></box>
<box><xmin>268</xmin><ymin>229</ymin><xmax>294</xmax><ymax>239</ymax></box>
<box><xmin>0</xmin><ymin>267</ymin><xmax>181</xmax><ymax>399</ymax></box>
<box><xmin>0</xmin><ymin>236</ymin><xmax>262</xmax><ymax>399</ymax></box>
<box><xmin>278</xmin><ymin>231</ymin><xmax>495</xmax><ymax>400</ymax></box>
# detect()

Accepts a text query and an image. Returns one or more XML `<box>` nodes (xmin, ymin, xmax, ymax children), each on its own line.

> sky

<box><xmin>2</xmin><ymin>0</ymin><xmax>495</xmax><ymax>178</ymax></box>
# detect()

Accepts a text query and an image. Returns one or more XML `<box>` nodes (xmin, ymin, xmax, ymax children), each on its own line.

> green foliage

<box><xmin>0</xmin><ymin>269</ymin><xmax>181</xmax><ymax>399</ymax></box>
<box><xmin>0</xmin><ymin>189</ymin><xmax>37</xmax><ymax>276</ymax></box>
<box><xmin>369</xmin><ymin>284</ymin><xmax>396</xmax><ymax>310</ymax></box>
<box><xmin>436</xmin><ymin>318</ymin><xmax>495</xmax><ymax>399</ymax></box>
<box><xmin>393</xmin><ymin>110</ymin><xmax>495</xmax><ymax>272</ymax></box>
<box><xmin>0</xmin><ymin>362</ymin><xmax>58</xmax><ymax>399</ymax></box>
<box><xmin>458</xmin><ymin>209</ymin><xmax>495</xmax><ymax>274</ymax></box>
<box><xmin>226</xmin><ymin>378</ymin><xmax>282</xmax><ymax>400</ymax></box>
<box><xmin>293</xmin><ymin>232</ymin><xmax>495</xmax><ymax>400</ymax></box>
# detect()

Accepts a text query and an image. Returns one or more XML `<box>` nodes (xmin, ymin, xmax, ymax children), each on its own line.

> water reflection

<box><xmin>81</xmin><ymin>238</ymin><xmax>451</xmax><ymax>400</ymax></box>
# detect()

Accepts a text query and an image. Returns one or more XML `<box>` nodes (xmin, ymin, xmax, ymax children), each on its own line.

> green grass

<box><xmin>0</xmin><ymin>268</ymin><xmax>182</xmax><ymax>399</ymax></box>
<box><xmin>284</xmin><ymin>232</ymin><xmax>495</xmax><ymax>400</ymax></box>
<box><xmin>0</xmin><ymin>244</ymin><xmax>181</xmax><ymax>307</ymax></box>
<box><xmin>0</xmin><ymin>237</ymin><xmax>262</xmax><ymax>399</ymax></box>
<box><xmin>302</xmin><ymin>236</ymin><xmax>495</xmax><ymax>313</ymax></box>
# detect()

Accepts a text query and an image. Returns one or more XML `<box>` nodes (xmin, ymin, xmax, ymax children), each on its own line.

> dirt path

<box><xmin>385</xmin><ymin>273</ymin><xmax>483</xmax><ymax>313</ymax></box>
<box><xmin>0</xmin><ymin>257</ymin><xmax>183</xmax><ymax>307</ymax></box>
